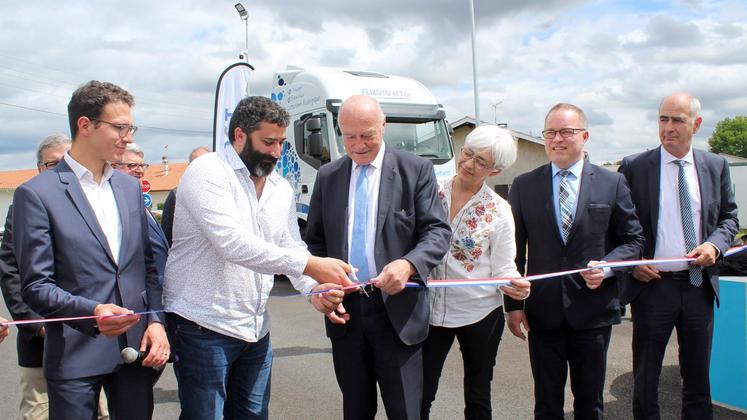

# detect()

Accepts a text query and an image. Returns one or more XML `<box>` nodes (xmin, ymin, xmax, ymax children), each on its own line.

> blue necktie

<box><xmin>558</xmin><ymin>170</ymin><xmax>573</xmax><ymax>243</ymax></box>
<box><xmin>674</xmin><ymin>160</ymin><xmax>703</xmax><ymax>287</ymax></box>
<box><xmin>350</xmin><ymin>165</ymin><xmax>370</xmax><ymax>283</ymax></box>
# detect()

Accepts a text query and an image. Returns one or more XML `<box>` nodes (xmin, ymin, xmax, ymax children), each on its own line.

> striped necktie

<box><xmin>558</xmin><ymin>170</ymin><xmax>573</xmax><ymax>243</ymax></box>
<box><xmin>674</xmin><ymin>160</ymin><xmax>703</xmax><ymax>287</ymax></box>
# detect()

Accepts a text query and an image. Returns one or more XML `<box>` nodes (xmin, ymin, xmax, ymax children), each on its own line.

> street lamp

<box><xmin>234</xmin><ymin>3</ymin><xmax>249</xmax><ymax>63</ymax></box>
<box><xmin>469</xmin><ymin>0</ymin><xmax>480</xmax><ymax>124</ymax></box>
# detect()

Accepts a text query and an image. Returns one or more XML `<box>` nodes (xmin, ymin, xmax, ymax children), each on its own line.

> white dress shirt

<box><xmin>429</xmin><ymin>178</ymin><xmax>520</xmax><ymax>328</ymax></box>
<box><xmin>63</xmin><ymin>153</ymin><xmax>121</xmax><ymax>264</ymax></box>
<box><xmin>654</xmin><ymin>147</ymin><xmax>703</xmax><ymax>272</ymax></box>
<box><xmin>163</xmin><ymin>144</ymin><xmax>317</xmax><ymax>342</ymax></box>
<box><xmin>346</xmin><ymin>143</ymin><xmax>386</xmax><ymax>279</ymax></box>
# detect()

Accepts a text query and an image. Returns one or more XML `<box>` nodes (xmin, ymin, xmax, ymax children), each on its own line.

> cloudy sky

<box><xmin>1</xmin><ymin>0</ymin><xmax>746</xmax><ymax>171</ymax></box>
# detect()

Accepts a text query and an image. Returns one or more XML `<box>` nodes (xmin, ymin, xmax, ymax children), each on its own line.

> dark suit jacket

<box><xmin>146</xmin><ymin>209</ymin><xmax>168</xmax><ymax>285</ymax></box>
<box><xmin>506</xmin><ymin>161</ymin><xmax>644</xmax><ymax>330</ymax></box>
<box><xmin>12</xmin><ymin>159</ymin><xmax>163</xmax><ymax>380</ymax></box>
<box><xmin>305</xmin><ymin>148</ymin><xmax>451</xmax><ymax>346</ymax></box>
<box><xmin>160</xmin><ymin>188</ymin><xmax>177</xmax><ymax>247</ymax></box>
<box><xmin>618</xmin><ymin>146</ymin><xmax>739</xmax><ymax>303</ymax></box>
<box><xmin>0</xmin><ymin>205</ymin><xmax>44</xmax><ymax>367</ymax></box>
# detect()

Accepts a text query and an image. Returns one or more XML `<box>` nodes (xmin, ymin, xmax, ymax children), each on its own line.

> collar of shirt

<box><xmin>63</xmin><ymin>152</ymin><xmax>115</xmax><ymax>185</ymax></box>
<box><xmin>660</xmin><ymin>145</ymin><xmax>694</xmax><ymax>166</ymax></box>
<box><xmin>351</xmin><ymin>142</ymin><xmax>386</xmax><ymax>173</ymax></box>
<box><xmin>551</xmin><ymin>158</ymin><xmax>584</xmax><ymax>180</ymax></box>
<box><xmin>221</xmin><ymin>141</ymin><xmax>281</xmax><ymax>189</ymax></box>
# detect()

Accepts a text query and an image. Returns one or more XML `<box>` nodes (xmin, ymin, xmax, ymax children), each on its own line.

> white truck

<box><xmin>270</xmin><ymin>65</ymin><xmax>456</xmax><ymax>228</ymax></box>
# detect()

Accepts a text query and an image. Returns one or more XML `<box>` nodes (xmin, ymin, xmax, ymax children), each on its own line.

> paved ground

<box><xmin>1</xmin><ymin>281</ymin><xmax>745</xmax><ymax>419</ymax></box>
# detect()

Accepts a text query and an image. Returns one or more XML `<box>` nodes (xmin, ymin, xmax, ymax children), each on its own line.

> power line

<box><xmin>0</xmin><ymin>101</ymin><xmax>211</xmax><ymax>135</ymax></box>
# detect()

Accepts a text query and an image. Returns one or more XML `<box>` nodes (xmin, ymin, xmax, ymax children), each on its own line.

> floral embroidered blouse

<box><xmin>429</xmin><ymin>177</ymin><xmax>520</xmax><ymax>327</ymax></box>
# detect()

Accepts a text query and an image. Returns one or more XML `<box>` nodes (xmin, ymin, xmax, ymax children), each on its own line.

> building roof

<box><xmin>449</xmin><ymin>116</ymin><xmax>544</xmax><ymax>145</ymax></box>
<box><xmin>0</xmin><ymin>162</ymin><xmax>188</xmax><ymax>191</ymax></box>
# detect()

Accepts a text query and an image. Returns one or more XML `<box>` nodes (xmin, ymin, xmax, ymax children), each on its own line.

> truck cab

<box><xmin>270</xmin><ymin>66</ymin><xmax>455</xmax><ymax>225</ymax></box>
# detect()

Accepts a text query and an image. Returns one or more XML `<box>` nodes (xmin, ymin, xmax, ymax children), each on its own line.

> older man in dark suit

<box><xmin>305</xmin><ymin>94</ymin><xmax>451</xmax><ymax>420</ymax></box>
<box><xmin>619</xmin><ymin>93</ymin><xmax>738</xmax><ymax>420</ymax></box>
<box><xmin>506</xmin><ymin>103</ymin><xmax>643</xmax><ymax>419</ymax></box>
<box><xmin>12</xmin><ymin>81</ymin><xmax>169</xmax><ymax>419</ymax></box>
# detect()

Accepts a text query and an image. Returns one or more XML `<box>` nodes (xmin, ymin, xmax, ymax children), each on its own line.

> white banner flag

<box><xmin>212</xmin><ymin>62</ymin><xmax>254</xmax><ymax>157</ymax></box>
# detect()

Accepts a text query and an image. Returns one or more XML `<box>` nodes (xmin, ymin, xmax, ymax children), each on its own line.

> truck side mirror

<box><xmin>306</xmin><ymin>117</ymin><xmax>322</xmax><ymax>132</ymax></box>
<box><xmin>308</xmin><ymin>132</ymin><xmax>323</xmax><ymax>158</ymax></box>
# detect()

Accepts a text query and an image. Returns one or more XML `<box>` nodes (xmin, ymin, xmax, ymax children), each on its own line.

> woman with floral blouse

<box><xmin>421</xmin><ymin>125</ymin><xmax>531</xmax><ymax>420</ymax></box>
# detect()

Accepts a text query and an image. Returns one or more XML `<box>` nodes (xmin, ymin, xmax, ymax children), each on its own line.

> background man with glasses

<box><xmin>11</xmin><ymin>80</ymin><xmax>168</xmax><ymax>419</ymax></box>
<box><xmin>1</xmin><ymin>134</ymin><xmax>110</xmax><ymax>420</ymax></box>
<box><xmin>506</xmin><ymin>103</ymin><xmax>643</xmax><ymax>419</ymax></box>
<box><xmin>113</xmin><ymin>143</ymin><xmax>168</xmax><ymax>287</ymax></box>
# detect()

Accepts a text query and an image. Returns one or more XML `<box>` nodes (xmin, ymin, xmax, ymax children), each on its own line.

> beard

<box><xmin>239</xmin><ymin>139</ymin><xmax>278</xmax><ymax>177</ymax></box>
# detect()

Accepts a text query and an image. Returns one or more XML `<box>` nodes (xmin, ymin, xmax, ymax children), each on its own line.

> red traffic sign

<box><xmin>141</xmin><ymin>179</ymin><xmax>151</xmax><ymax>193</ymax></box>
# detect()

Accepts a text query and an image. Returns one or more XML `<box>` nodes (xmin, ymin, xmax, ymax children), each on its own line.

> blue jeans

<box><xmin>166</xmin><ymin>313</ymin><xmax>272</xmax><ymax>420</ymax></box>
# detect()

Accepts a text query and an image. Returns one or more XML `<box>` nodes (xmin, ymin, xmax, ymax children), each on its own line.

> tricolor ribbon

<box><xmin>3</xmin><ymin>245</ymin><xmax>745</xmax><ymax>326</ymax></box>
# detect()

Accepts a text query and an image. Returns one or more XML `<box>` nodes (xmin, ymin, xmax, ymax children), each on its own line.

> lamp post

<box><xmin>234</xmin><ymin>3</ymin><xmax>249</xmax><ymax>64</ymax></box>
<box><xmin>491</xmin><ymin>100</ymin><xmax>503</xmax><ymax>124</ymax></box>
<box><xmin>469</xmin><ymin>0</ymin><xmax>480</xmax><ymax>124</ymax></box>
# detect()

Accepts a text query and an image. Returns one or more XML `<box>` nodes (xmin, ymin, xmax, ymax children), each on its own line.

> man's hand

<box><xmin>94</xmin><ymin>304</ymin><xmax>141</xmax><ymax>337</ymax></box>
<box><xmin>687</xmin><ymin>243</ymin><xmax>718</xmax><ymax>267</ymax></box>
<box><xmin>499</xmin><ymin>278</ymin><xmax>531</xmax><ymax>301</ymax></box>
<box><xmin>580</xmin><ymin>260</ymin><xmax>605</xmax><ymax>290</ymax></box>
<box><xmin>507</xmin><ymin>310</ymin><xmax>530</xmax><ymax>340</ymax></box>
<box><xmin>632</xmin><ymin>264</ymin><xmax>660</xmax><ymax>283</ymax></box>
<box><xmin>139</xmin><ymin>322</ymin><xmax>170</xmax><ymax>368</ymax></box>
<box><xmin>304</xmin><ymin>256</ymin><xmax>354</xmax><ymax>287</ymax></box>
<box><xmin>310</xmin><ymin>283</ymin><xmax>349</xmax><ymax>325</ymax></box>
<box><xmin>371</xmin><ymin>259</ymin><xmax>414</xmax><ymax>295</ymax></box>
<box><xmin>0</xmin><ymin>318</ymin><xmax>9</xmax><ymax>343</ymax></box>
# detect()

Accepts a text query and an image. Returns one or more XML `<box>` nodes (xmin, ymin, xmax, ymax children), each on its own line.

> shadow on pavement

<box><xmin>274</xmin><ymin>346</ymin><xmax>332</xmax><ymax>357</ymax></box>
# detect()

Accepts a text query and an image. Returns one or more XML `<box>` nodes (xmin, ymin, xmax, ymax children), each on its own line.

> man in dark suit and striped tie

<box><xmin>619</xmin><ymin>93</ymin><xmax>739</xmax><ymax>420</ymax></box>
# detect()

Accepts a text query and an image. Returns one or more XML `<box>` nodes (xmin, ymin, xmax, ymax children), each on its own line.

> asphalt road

<box><xmin>1</xmin><ymin>281</ymin><xmax>745</xmax><ymax>419</ymax></box>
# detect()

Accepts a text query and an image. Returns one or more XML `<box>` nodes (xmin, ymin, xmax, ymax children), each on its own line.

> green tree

<box><xmin>708</xmin><ymin>116</ymin><xmax>747</xmax><ymax>158</ymax></box>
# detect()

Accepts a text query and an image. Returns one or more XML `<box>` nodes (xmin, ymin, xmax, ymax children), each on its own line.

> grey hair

<box><xmin>690</xmin><ymin>96</ymin><xmax>702</xmax><ymax>118</ymax></box>
<box><xmin>36</xmin><ymin>133</ymin><xmax>71</xmax><ymax>165</ymax></box>
<box><xmin>464</xmin><ymin>125</ymin><xmax>517</xmax><ymax>170</ymax></box>
<box><xmin>188</xmin><ymin>146</ymin><xmax>210</xmax><ymax>163</ymax></box>
<box><xmin>125</xmin><ymin>143</ymin><xmax>144</xmax><ymax>158</ymax></box>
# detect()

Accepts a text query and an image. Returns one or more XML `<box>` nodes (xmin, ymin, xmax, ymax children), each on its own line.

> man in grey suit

<box><xmin>12</xmin><ymin>80</ymin><xmax>169</xmax><ymax>419</ymax></box>
<box><xmin>619</xmin><ymin>93</ymin><xmax>739</xmax><ymax>420</ymax></box>
<box><xmin>305</xmin><ymin>95</ymin><xmax>451</xmax><ymax>420</ymax></box>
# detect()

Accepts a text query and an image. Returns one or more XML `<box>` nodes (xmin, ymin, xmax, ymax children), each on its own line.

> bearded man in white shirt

<box><xmin>163</xmin><ymin>96</ymin><xmax>352</xmax><ymax>420</ymax></box>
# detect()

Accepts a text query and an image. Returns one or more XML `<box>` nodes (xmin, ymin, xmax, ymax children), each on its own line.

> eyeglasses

<box><xmin>90</xmin><ymin>118</ymin><xmax>138</xmax><ymax>137</ymax></box>
<box><xmin>541</xmin><ymin>128</ymin><xmax>586</xmax><ymax>140</ymax></box>
<box><xmin>460</xmin><ymin>148</ymin><xmax>492</xmax><ymax>170</ymax></box>
<box><xmin>41</xmin><ymin>160</ymin><xmax>60</xmax><ymax>169</ymax></box>
<box><xmin>113</xmin><ymin>162</ymin><xmax>150</xmax><ymax>170</ymax></box>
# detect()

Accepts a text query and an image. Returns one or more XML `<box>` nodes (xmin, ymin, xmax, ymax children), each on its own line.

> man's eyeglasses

<box><xmin>41</xmin><ymin>160</ymin><xmax>60</xmax><ymax>169</ymax></box>
<box><xmin>113</xmin><ymin>162</ymin><xmax>150</xmax><ymax>170</ymax></box>
<box><xmin>90</xmin><ymin>118</ymin><xmax>138</xmax><ymax>138</ymax></box>
<box><xmin>460</xmin><ymin>148</ymin><xmax>493</xmax><ymax>170</ymax></box>
<box><xmin>541</xmin><ymin>128</ymin><xmax>586</xmax><ymax>140</ymax></box>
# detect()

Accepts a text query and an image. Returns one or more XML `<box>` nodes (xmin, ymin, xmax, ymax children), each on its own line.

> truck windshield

<box><xmin>333</xmin><ymin>119</ymin><xmax>453</xmax><ymax>164</ymax></box>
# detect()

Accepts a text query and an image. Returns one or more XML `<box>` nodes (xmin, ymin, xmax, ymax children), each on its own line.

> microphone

<box><xmin>121</xmin><ymin>347</ymin><xmax>177</xmax><ymax>364</ymax></box>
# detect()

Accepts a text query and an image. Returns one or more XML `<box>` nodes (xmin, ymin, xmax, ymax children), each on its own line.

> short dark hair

<box><xmin>228</xmin><ymin>96</ymin><xmax>289</xmax><ymax>143</ymax></box>
<box><xmin>68</xmin><ymin>80</ymin><xmax>134</xmax><ymax>139</ymax></box>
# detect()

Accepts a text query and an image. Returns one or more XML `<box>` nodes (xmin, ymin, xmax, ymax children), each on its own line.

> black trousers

<box><xmin>330</xmin><ymin>290</ymin><xmax>423</xmax><ymax>420</ymax></box>
<box><xmin>631</xmin><ymin>270</ymin><xmax>714</xmax><ymax>420</ymax></box>
<box><xmin>47</xmin><ymin>362</ymin><xmax>156</xmax><ymax>420</ymax></box>
<box><xmin>421</xmin><ymin>306</ymin><xmax>505</xmax><ymax>420</ymax></box>
<box><xmin>528</xmin><ymin>321</ymin><xmax>612</xmax><ymax>420</ymax></box>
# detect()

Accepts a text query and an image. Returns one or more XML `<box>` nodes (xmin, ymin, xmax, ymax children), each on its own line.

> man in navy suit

<box><xmin>13</xmin><ymin>80</ymin><xmax>169</xmax><ymax>419</ymax></box>
<box><xmin>113</xmin><ymin>143</ymin><xmax>168</xmax><ymax>285</ymax></box>
<box><xmin>506</xmin><ymin>103</ymin><xmax>643</xmax><ymax>419</ymax></box>
<box><xmin>305</xmin><ymin>95</ymin><xmax>451</xmax><ymax>420</ymax></box>
<box><xmin>619</xmin><ymin>93</ymin><xmax>738</xmax><ymax>420</ymax></box>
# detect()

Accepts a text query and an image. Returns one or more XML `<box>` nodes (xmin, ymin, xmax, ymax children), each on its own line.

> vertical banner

<box><xmin>212</xmin><ymin>62</ymin><xmax>254</xmax><ymax>157</ymax></box>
